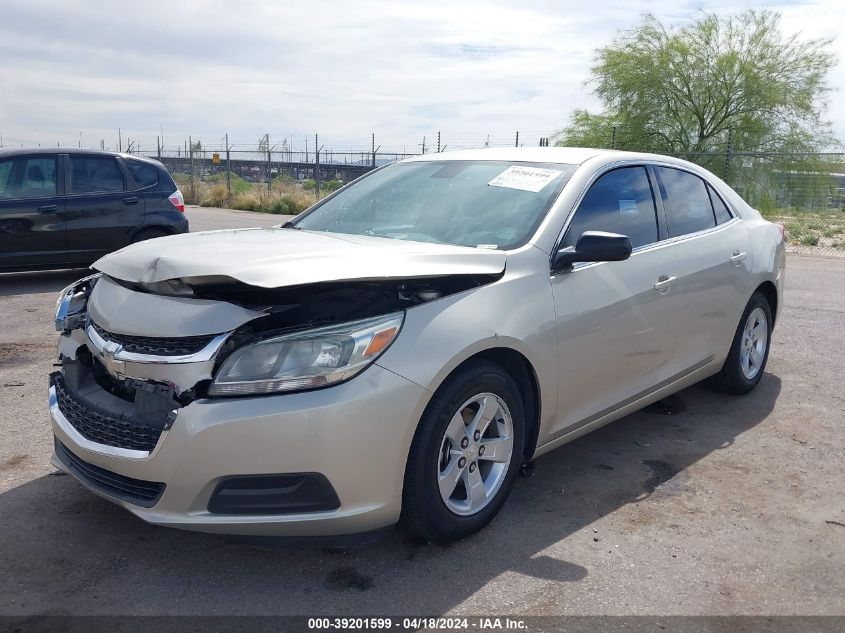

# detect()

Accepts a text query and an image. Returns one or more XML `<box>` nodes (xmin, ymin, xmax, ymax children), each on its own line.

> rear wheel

<box><xmin>131</xmin><ymin>228</ymin><xmax>170</xmax><ymax>244</ymax></box>
<box><xmin>710</xmin><ymin>291</ymin><xmax>772</xmax><ymax>394</ymax></box>
<box><xmin>401</xmin><ymin>360</ymin><xmax>525</xmax><ymax>543</ymax></box>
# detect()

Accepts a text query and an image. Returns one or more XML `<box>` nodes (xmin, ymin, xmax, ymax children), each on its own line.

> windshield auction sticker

<box><xmin>488</xmin><ymin>166</ymin><xmax>562</xmax><ymax>192</ymax></box>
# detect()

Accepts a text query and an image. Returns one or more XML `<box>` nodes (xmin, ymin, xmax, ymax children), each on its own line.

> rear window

<box><xmin>69</xmin><ymin>155</ymin><xmax>124</xmax><ymax>194</ymax></box>
<box><xmin>127</xmin><ymin>159</ymin><xmax>159</xmax><ymax>189</ymax></box>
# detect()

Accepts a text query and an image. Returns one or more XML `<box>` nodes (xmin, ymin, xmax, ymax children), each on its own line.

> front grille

<box><xmin>53</xmin><ymin>374</ymin><xmax>164</xmax><ymax>452</ymax></box>
<box><xmin>54</xmin><ymin>438</ymin><xmax>165</xmax><ymax>507</ymax></box>
<box><xmin>90</xmin><ymin>320</ymin><xmax>215</xmax><ymax>356</ymax></box>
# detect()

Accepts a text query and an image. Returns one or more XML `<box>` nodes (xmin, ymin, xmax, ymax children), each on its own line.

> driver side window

<box><xmin>562</xmin><ymin>166</ymin><xmax>658</xmax><ymax>249</ymax></box>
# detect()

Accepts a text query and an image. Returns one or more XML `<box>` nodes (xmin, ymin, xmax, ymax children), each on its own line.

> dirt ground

<box><xmin>0</xmin><ymin>209</ymin><xmax>842</xmax><ymax>616</ymax></box>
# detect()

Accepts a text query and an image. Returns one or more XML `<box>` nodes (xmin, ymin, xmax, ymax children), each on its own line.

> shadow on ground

<box><xmin>0</xmin><ymin>374</ymin><xmax>780</xmax><ymax>615</ymax></box>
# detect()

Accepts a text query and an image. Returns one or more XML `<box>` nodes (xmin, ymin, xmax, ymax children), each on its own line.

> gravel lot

<box><xmin>0</xmin><ymin>207</ymin><xmax>843</xmax><ymax>616</ymax></box>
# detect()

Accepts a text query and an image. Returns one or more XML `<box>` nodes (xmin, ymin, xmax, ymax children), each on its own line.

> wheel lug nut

<box><xmin>460</xmin><ymin>437</ymin><xmax>469</xmax><ymax>449</ymax></box>
<box><xmin>458</xmin><ymin>457</ymin><xmax>466</xmax><ymax>468</ymax></box>
<box><xmin>473</xmin><ymin>430</ymin><xmax>481</xmax><ymax>441</ymax></box>
<box><xmin>478</xmin><ymin>445</ymin><xmax>485</xmax><ymax>456</ymax></box>
<box><xmin>469</xmin><ymin>463</ymin><xmax>477</xmax><ymax>473</ymax></box>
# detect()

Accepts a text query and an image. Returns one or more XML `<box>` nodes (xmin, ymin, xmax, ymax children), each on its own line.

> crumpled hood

<box><xmin>93</xmin><ymin>228</ymin><xmax>507</xmax><ymax>288</ymax></box>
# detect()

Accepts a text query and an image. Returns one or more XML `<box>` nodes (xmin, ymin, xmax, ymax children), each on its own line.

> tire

<box><xmin>401</xmin><ymin>359</ymin><xmax>526</xmax><ymax>543</ymax></box>
<box><xmin>131</xmin><ymin>228</ymin><xmax>170</xmax><ymax>244</ymax></box>
<box><xmin>710</xmin><ymin>291</ymin><xmax>773</xmax><ymax>395</ymax></box>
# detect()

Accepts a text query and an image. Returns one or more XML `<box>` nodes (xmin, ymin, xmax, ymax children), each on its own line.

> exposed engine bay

<box><xmin>53</xmin><ymin>269</ymin><xmax>502</xmax><ymax>437</ymax></box>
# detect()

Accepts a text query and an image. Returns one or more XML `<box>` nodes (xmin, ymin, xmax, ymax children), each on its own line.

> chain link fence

<box><xmin>128</xmin><ymin>133</ymin><xmax>845</xmax><ymax>257</ymax></box>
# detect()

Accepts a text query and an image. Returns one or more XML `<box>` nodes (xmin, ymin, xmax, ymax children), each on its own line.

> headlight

<box><xmin>208</xmin><ymin>312</ymin><xmax>404</xmax><ymax>396</ymax></box>
<box><xmin>55</xmin><ymin>273</ymin><xmax>101</xmax><ymax>332</ymax></box>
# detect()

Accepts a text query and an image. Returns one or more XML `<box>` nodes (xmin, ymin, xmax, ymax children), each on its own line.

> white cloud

<box><xmin>0</xmin><ymin>0</ymin><xmax>842</xmax><ymax>152</ymax></box>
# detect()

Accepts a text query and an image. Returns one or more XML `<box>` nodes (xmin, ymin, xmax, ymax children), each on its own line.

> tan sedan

<box><xmin>50</xmin><ymin>148</ymin><xmax>785</xmax><ymax>543</ymax></box>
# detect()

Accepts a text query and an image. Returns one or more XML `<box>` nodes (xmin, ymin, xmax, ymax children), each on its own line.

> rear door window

<box><xmin>707</xmin><ymin>184</ymin><xmax>733</xmax><ymax>224</ymax></box>
<box><xmin>655</xmin><ymin>167</ymin><xmax>716</xmax><ymax>237</ymax></box>
<box><xmin>0</xmin><ymin>159</ymin><xmax>12</xmax><ymax>198</ymax></box>
<box><xmin>69</xmin><ymin>155</ymin><xmax>125</xmax><ymax>194</ymax></box>
<box><xmin>4</xmin><ymin>156</ymin><xmax>59</xmax><ymax>198</ymax></box>
<box><xmin>562</xmin><ymin>166</ymin><xmax>658</xmax><ymax>249</ymax></box>
<box><xmin>127</xmin><ymin>159</ymin><xmax>159</xmax><ymax>189</ymax></box>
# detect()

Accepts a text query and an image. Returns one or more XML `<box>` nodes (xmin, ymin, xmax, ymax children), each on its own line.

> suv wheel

<box><xmin>401</xmin><ymin>359</ymin><xmax>525</xmax><ymax>543</ymax></box>
<box><xmin>710</xmin><ymin>291</ymin><xmax>773</xmax><ymax>394</ymax></box>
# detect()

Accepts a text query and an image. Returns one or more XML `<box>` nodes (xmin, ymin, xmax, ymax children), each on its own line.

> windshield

<box><xmin>292</xmin><ymin>160</ymin><xmax>577</xmax><ymax>249</ymax></box>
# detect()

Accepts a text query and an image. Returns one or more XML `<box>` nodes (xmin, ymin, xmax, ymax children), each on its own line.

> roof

<box><xmin>402</xmin><ymin>146</ymin><xmax>607</xmax><ymax>165</ymax></box>
<box><xmin>400</xmin><ymin>146</ymin><xmax>708</xmax><ymax>170</ymax></box>
<box><xmin>0</xmin><ymin>147</ymin><xmax>159</xmax><ymax>164</ymax></box>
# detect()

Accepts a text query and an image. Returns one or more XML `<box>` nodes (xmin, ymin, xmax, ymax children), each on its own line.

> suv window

<box><xmin>69</xmin><ymin>155</ymin><xmax>124</xmax><ymax>194</ymax></box>
<box><xmin>656</xmin><ymin>167</ymin><xmax>716</xmax><ymax>237</ymax></box>
<box><xmin>708</xmin><ymin>184</ymin><xmax>733</xmax><ymax>224</ymax></box>
<box><xmin>562</xmin><ymin>166</ymin><xmax>658</xmax><ymax>249</ymax></box>
<box><xmin>0</xmin><ymin>159</ymin><xmax>12</xmax><ymax>197</ymax></box>
<box><xmin>127</xmin><ymin>159</ymin><xmax>158</xmax><ymax>188</ymax></box>
<box><xmin>0</xmin><ymin>156</ymin><xmax>58</xmax><ymax>199</ymax></box>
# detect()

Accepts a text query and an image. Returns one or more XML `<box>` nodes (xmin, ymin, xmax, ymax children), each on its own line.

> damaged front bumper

<box><xmin>50</xmin><ymin>275</ymin><xmax>429</xmax><ymax>537</ymax></box>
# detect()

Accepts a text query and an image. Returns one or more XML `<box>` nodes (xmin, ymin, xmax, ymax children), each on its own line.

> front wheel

<box><xmin>710</xmin><ymin>291</ymin><xmax>773</xmax><ymax>394</ymax></box>
<box><xmin>401</xmin><ymin>360</ymin><xmax>525</xmax><ymax>543</ymax></box>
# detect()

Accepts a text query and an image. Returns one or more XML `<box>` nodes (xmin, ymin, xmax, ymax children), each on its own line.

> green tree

<box><xmin>556</xmin><ymin>10</ymin><xmax>837</xmax><ymax>154</ymax></box>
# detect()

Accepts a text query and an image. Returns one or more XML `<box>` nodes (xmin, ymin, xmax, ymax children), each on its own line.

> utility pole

<box><xmin>156</xmin><ymin>136</ymin><xmax>161</xmax><ymax>160</ymax></box>
<box><xmin>315</xmin><ymin>133</ymin><xmax>321</xmax><ymax>200</ymax></box>
<box><xmin>372</xmin><ymin>133</ymin><xmax>376</xmax><ymax>167</ymax></box>
<box><xmin>305</xmin><ymin>137</ymin><xmax>309</xmax><ymax>163</ymax></box>
<box><xmin>118</xmin><ymin>128</ymin><xmax>122</xmax><ymax>152</ymax></box>
<box><xmin>266</xmin><ymin>133</ymin><xmax>272</xmax><ymax>194</ymax></box>
<box><xmin>189</xmin><ymin>136</ymin><xmax>195</xmax><ymax>201</ymax></box>
<box><xmin>611</xmin><ymin>125</ymin><xmax>617</xmax><ymax>149</ymax></box>
<box><xmin>437</xmin><ymin>131</ymin><xmax>441</xmax><ymax>153</ymax></box>
<box><xmin>515</xmin><ymin>131</ymin><xmax>519</xmax><ymax>147</ymax></box>
<box><xmin>225</xmin><ymin>133</ymin><xmax>231</xmax><ymax>197</ymax></box>
<box><xmin>723</xmin><ymin>127</ymin><xmax>734</xmax><ymax>182</ymax></box>
<box><xmin>421</xmin><ymin>136</ymin><xmax>426</xmax><ymax>154</ymax></box>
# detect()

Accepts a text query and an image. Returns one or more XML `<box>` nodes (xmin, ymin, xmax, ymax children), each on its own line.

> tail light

<box><xmin>168</xmin><ymin>189</ymin><xmax>185</xmax><ymax>213</ymax></box>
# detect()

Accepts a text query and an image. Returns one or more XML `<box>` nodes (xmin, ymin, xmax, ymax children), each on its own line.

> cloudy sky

<box><xmin>0</xmin><ymin>0</ymin><xmax>842</xmax><ymax>154</ymax></box>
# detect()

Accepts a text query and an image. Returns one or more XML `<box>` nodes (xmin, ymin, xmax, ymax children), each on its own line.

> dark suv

<box><xmin>0</xmin><ymin>148</ymin><xmax>188</xmax><ymax>272</ymax></box>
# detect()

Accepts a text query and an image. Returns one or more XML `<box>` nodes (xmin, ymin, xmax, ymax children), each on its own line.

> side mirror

<box><xmin>553</xmin><ymin>231</ymin><xmax>633</xmax><ymax>270</ymax></box>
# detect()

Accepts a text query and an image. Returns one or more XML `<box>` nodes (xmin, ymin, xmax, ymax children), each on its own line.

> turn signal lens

<box><xmin>364</xmin><ymin>327</ymin><xmax>399</xmax><ymax>357</ymax></box>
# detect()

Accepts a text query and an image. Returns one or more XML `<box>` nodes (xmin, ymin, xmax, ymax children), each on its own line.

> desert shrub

<box><xmin>323</xmin><ymin>179</ymin><xmax>343</xmax><ymax>193</ymax></box>
<box><xmin>172</xmin><ymin>173</ymin><xmax>204</xmax><ymax>205</ymax></box>
<box><xmin>272</xmin><ymin>174</ymin><xmax>296</xmax><ymax>189</ymax></box>
<box><xmin>207</xmin><ymin>171</ymin><xmax>251</xmax><ymax>196</ymax></box>
<box><xmin>301</xmin><ymin>178</ymin><xmax>317</xmax><ymax>190</ymax></box>
<box><xmin>800</xmin><ymin>234</ymin><xmax>819</xmax><ymax>246</ymax></box>
<box><xmin>269</xmin><ymin>196</ymin><xmax>297</xmax><ymax>214</ymax></box>
<box><xmin>200</xmin><ymin>183</ymin><xmax>229</xmax><ymax>207</ymax></box>
<box><xmin>230</xmin><ymin>191</ymin><xmax>263</xmax><ymax>212</ymax></box>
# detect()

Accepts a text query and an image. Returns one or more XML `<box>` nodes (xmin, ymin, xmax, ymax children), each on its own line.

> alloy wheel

<box><xmin>740</xmin><ymin>306</ymin><xmax>768</xmax><ymax>380</ymax></box>
<box><xmin>437</xmin><ymin>392</ymin><xmax>514</xmax><ymax>516</ymax></box>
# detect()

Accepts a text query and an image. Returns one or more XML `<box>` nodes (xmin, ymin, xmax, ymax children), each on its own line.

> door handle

<box><xmin>37</xmin><ymin>204</ymin><xmax>58</xmax><ymax>213</ymax></box>
<box><xmin>653</xmin><ymin>275</ymin><xmax>676</xmax><ymax>292</ymax></box>
<box><xmin>731</xmin><ymin>251</ymin><xmax>747</xmax><ymax>265</ymax></box>
<box><xmin>122</xmin><ymin>196</ymin><xmax>139</xmax><ymax>205</ymax></box>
